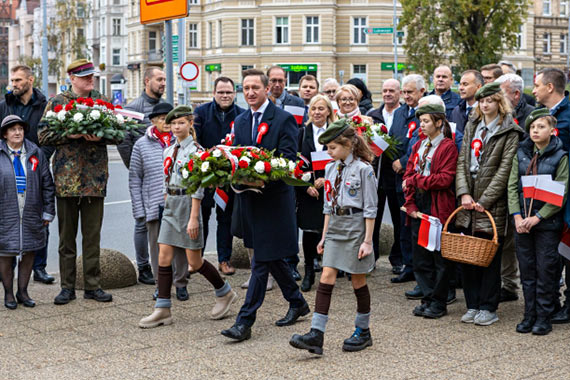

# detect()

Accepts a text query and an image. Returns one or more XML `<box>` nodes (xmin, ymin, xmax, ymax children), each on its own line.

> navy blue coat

<box><xmin>391</xmin><ymin>104</ymin><xmax>421</xmax><ymax>192</ymax></box>
<box><xmin>551</xmin><ymin>96</ymin><xmax>570</xmax><ymax>151</ymax></box>
<box><xmin>429</xmin><ymin>89</ymin><xmax>461</xmax><ymax>119</ymax></box>
<box><xmin>449</xmin><ymin>99</ymin><xmax>471</xmax><ymax>134</ymax></box>
<box><xmin>233</xmin><ymin>100</ymin><xmax>299</xmax><ymax>261</ymax></box>
<box><xmin>194</xmin><ymin>99</ymin><xmax>245</xmax><ymax>149</ymax></box>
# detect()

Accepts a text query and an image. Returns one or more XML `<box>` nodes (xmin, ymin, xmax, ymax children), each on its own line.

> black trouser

<box><xmin>516</xmin><ymin>229</ymin><xmax>561</xmax><ymax>318</ymax></box>
<box><xmin>302</xmin><ymin>231</ymin><xmax>320</xmax><ymax>269</ymax></box>
<box><xmin>555</xmin><ymin>257</ymin><xmax>570</xmax><ymax>309</ymax></box>
<box><xmin>201</xmin><ymin>188</ymin><xmax>234</xmax><ymax>263</ymax></box>
<box><xmin>372</xmin><ymin>183</ymin><xmax>402</xmax><ymax>265</ymax></box>
<box><xmin>411</xmin><ymin>191</ymin><xmax>449</xmax><ymax>309</ymax></box>
<box><xmin>397</xmin><ymin>191</ymin><xmax>413</xmax><ymax>274</ymax></box>
<box><xmin>461</xmin><ymin>232</ymin><xmax>504</xmax><ymax>312</ymax></box>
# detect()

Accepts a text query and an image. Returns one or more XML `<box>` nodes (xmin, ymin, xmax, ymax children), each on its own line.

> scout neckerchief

<box><xmin>418</xmin><ymin>140</ymin><xmax>432</xmax><ymax>174</ymax></box>
<box><xmin>331</xmin><ymin>161</ymin><xmax>346</xmax><ymax>210</ymax></box>
<box><xmin>165</xmin><ymin>143</ymin><xmax>180</xmax><ymax>185</ymax></box>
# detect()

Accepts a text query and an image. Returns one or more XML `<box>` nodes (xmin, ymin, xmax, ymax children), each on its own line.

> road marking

<box><xmin>104</xmin><ymin>200</ymin><xmax>131</xmax><ymax>206</ymax></box>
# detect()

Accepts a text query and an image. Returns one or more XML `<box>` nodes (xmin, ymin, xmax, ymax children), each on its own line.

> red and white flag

<box><xmin>214</xmin><ymin>187</ymin><xmax>229</xmax><ymax>211</ymax></box>
<box><xmin>522</xmin><ymin>175</ymin><xmax>565</xmax><ymax>207</ymax></box>
<box><xmin>449</xmin><ymin>122</ymin><xmax>457</xmax><ymax>141</ymax></box>
<box><xmin>370</xmin><ymin>134</ymin><xmax>389</xmax><ymax>157</ymax></box>
<box><xmin>310</xmin><ymin>151</ymin><xmax>333</xmax><ymax>171</ymax></box>
<box><xmin>559</xmin><ymin>226</ymin><xmax>570</xmax><ymax>260</ymax></box>
<box><xmin>284</xmin><ymin>105</ymin><xmax>305</xmax><ymax>124</ymax></box>
<box><xmin>114</xmin><ymin>108</ymin><xmax>145</xmax><ymax>121</ymax></box>
<box><xmin>417</xmin><ymin>214</ymin><xmax>442</xmax><ymax>252</ymax></box>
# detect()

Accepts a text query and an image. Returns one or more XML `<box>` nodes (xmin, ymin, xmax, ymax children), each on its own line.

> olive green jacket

<box><xmin>455</xmin><ymin>113</ymin><xmax>524</xmax><ymax>236</ymax></box>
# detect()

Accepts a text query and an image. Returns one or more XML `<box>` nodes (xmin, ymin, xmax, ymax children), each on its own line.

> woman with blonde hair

<box><xmin>335</xmin><ymin>84</ymin><xmax>368</xmax><ymax>120</ymax></box>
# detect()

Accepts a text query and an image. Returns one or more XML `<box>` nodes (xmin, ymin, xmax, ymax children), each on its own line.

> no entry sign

<box><xmin>180</xmin><ymin>61</ymin><xmax>199</xmax><ymax>82</ymax></box>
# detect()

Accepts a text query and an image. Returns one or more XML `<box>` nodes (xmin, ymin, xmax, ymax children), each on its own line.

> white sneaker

<box><xmin>474</xmin><ymin>310</ymin><xmax>499</xmax><ymax>326</ymax></box>
<box><xmin>241</xmin><ymin>274</ymin><xmax>251</xmax><ymax>289</ymax></box>
<box><xmin>211</xmin><ymin>290</ymin><xmax>238</xmax><ymax>320</ymax></box>
<box><xmin>461</xmin><ymin>309</ymin><xmax>479</xmax><ymax>323</ymax></box>
<box><xmin>139</xmin><ymin>308</ymin><xmax>172</xmax><ymax>329</ymax></box>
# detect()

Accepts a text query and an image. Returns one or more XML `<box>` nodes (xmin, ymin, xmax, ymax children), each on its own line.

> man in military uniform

<box><xmin>39</xmin><ymin>59</ymin><xmax>121</xmax><ymax>305</ymax></box>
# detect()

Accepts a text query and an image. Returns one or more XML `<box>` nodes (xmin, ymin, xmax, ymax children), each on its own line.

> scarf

<box><xmin>151</xmin><ymin>126</ymin><xmax>173</xmax><ymax>148</ymax></box>
<box><xmin>341</xmin><ymin>107</ymin><xmax>361</xmax><ymax>119</ymax></box>
<box><xmin>12</xmin><ymin>150</ymin><xmax>26</xmax><ymax>193</ymax></box>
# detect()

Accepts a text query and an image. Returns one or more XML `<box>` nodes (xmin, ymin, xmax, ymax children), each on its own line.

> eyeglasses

<box><xmin>324</xmin><ymin>90</ymin><xmax>337</xmax><ymax>95</ymax></box>
<box><xmin>216</xmin><ymin>91</ymin><xmax>234</xmax><ymax>96</ymax></box>
<box><xmin>339</xmin><ymin>98</ymin><xmax>356</xmax><ymax>103</ymax></box>
<box><xmin>269</xmin><ymin>79</ymin><xmax>285</xmax><ymax>84</ymax></box>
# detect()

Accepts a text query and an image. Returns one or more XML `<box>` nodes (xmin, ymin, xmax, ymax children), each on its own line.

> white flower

<box><xmin>254</xmin><ymin>161</ymin><xmax>265</xmax><ymax>174</ymax></box>
<box><xmin>89</xmin><ymin>110</ymin><xmax>101</xmax><ymax>120</ymax></box>
<box><xmin>270</xmin><ymin>158</ymin><xmax>280</xmax><ymax>168</ymax></box>
<box><xmin>241</xmin><ymin>156</ymin><xmax>251</xmax><ymax>164</ymax></box>
<box><xmin>45</xmin><ymin>111</ymin><xmax>56</xmax><ymax>118</ymax></box>
<box><xmin>116</xmin><ymin>114</ymin><xmax>125</xmax><ymax>125</ymax></box>
<box><xmin>363</xmin><ymin>118</ymin><xmax>371</xmax><ymax>125</ymax></box>
<box><xmin>278</xmin><ymin>158</ymin><xmax>287</xmax><ymax>168</ymax></box>
<box><xmin>201</xmin><ymin>162</ymin><xmax>210</xmax><ymax>172</ymax></box>
<box><xmin>73</xmin><ymin>113</ymin><xmax>84</xmax><ymax>122</ymax></box>
<box><xmin>57</xmin><ymin>110</ymin><xmax>67</xmax><ymax>121</ymax></box>
<box><xmin>182</xmin><ymin>168</ymin><xmax>189</xmax><ymax>179</ymax></box>
<box><xmin>302</xmin><ymin>172</ymin><xmax>312</xmax><ymax>182</ymax></box>
<box><xmin>288</xmin><ymin>161</ymin><xmax>296</xmax><ymax>171</ymax></box>
<box><xmin>212</xmin><ymin>149</ymin><xmax>222</xmax><ymax>158</ymax></box>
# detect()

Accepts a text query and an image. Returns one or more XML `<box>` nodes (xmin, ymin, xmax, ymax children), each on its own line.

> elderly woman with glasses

<box><xmin>335</xmin><ymin>84</ymin><xmax>372</xmax><ymax>123</ymax></box>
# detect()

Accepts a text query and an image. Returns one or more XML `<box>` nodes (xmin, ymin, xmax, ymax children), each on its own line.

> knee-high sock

<box><xmin>354</xmin><ymin>284</ymin><xmax>371</xmax><ymax>314</ymax></box>
<box><xmin>311</xmin><ymin>282</ymin><xmax>335</xmax><ymax>333</ymax></box>
<box><xmin>157</xmin><ymin>265</ymin><xmax>173</xmax><ymax>299</ymax></box>
<box><xmin>198</xmin><ymin>259</ymin><xmax>228</xmax><ymax>295</ymax></box>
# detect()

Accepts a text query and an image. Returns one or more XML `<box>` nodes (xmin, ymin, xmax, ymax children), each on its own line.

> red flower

<box><xmin>231</xmin><ymin>148</ymin><xmax>245</xmax><ymax>157</ymax></box>
<box><xmin>85</xmin><ymin>98</ymin><xmax>95</xmax><ymax>107</ymax></box>
<box><xmin>238</xmin><ymin>160</ymin><xmax>249</xmax><ymax>168</ymax></box>
<box><xmin>513</xmin><ymin>118</ymin><xmax>519</xmax><ymax>125</ymax></box>
<box><xmin>115</xmin><ymin>105</ymin><xmax>123</xmax><ymax>109</ymax></box>
<box><xmin>96</xmin><ymin>99</ymin><xmax>106</xmax><ymax>106</ymax></box>
<box><xmin>106</xmin><ymin>102</ymin><xmax>115</xmax><ymax>110</ymax></box>
<box><xmin>64</xmin><ymin>103</ymin><xmax>74</xmax><ymax>111</ymax></box>
<box><xmin>53</xmin><ymin>104</ymin><xmax>63</xmax><ymax>112</ymax></box>
<box><xmin>261</xmin><ymin>151</ymin><xmax>268</xmax><ymax>158</ymax></box>
<box><xmin>264</xmin><ymin>161</ymin><xmax>271</xmax><ymax>173</ymax></box>
<box><xmin>200</xmin><ymin>151</ymin><xmax>210</xmax><ymax>160</ymax></box>
<box><xmin>352</xmin><ymin>115</ymin><xmax>362</xmax><ymax>124</ymax></box>
<box><xmin>381</xmin><ymin>125</ymin><xmax>388</xmax><ymax>134</ymax></box>
<box><xmin>188</xmin><ymin>159</ymin><xmax>194</xmax><ymax>171</ymax></box>
<box><xmin>357</xmin><ymin>126</ymin><xmax>366</xmax><ymax>136</ymax></box>
<box><xmin>77</xmin><ymin>97</ymin><xmax>85</xmax><ymax>104</ymax></box>
<box><xmin>250</xmin><ymin>150</ymin><xmax>260</xmax><ymax>159</ymax></box>
<box><xmin>294</xmin><ymin>167</ymin><xmax>303</xmax><ymax>179</ymax></box>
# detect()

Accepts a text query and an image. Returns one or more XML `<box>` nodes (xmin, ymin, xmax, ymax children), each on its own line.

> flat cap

<box><xmin>475</xmin><ymin>82</ymin><xmax>501</xmax><ymax>100</ymax></box>
<box><xmin>318</xmin><ymin>118</ymin><xmax>349</xmax><ymax>145</ymax></box>
<box><xmin>165</xmin><ymin>105</ymin><xmax>194</xmax><ymax>124</ymax></box>
<box><xmin>525</xmin><ymin>108</ymin><xmax>555</xmax><ymax>131</ymax></box>
<box><xmin>67</xmin><ymin>59</ymin><xmax>96</xmax><ymax>77</ymax></box>
<box><xmin>1</xmin><ymin>115</ymin><xmax>29</xmax><ymax>139</ymax></box>
<box><xmin>416</xmin><ymin>103</ymin><xmax>445</xmax><ymax>117</ymax></box>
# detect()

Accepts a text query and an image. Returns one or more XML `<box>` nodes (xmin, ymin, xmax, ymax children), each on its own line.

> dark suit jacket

<box><xmin>391</xmin><ymin>104</ymin><xmax>421</xmax><ymax>192</ymax></box>
<box><xmin>233</xmin><ymin>100</ymin><xmax>299</xmax><ymax>261</ymax></box>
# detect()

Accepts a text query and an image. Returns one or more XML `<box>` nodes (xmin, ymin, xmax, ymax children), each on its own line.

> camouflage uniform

<box><xmin>38</xmin><ymin>89</ymin><xmax>122</xmax><ymax>291</ymax></box>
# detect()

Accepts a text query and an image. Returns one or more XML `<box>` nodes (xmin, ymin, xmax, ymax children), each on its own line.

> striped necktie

<box><xmin>12</xmin><ymin>150</ymin><xmax>26</xmax><ymax>193</ymax></box>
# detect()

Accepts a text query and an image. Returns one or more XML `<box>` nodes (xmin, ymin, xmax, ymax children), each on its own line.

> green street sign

<box><xmin>172</xmin><ymin>35</ymin><xmax>179</xmax><ymax>42</ymax></box>
<box><xmin>364</xmin><ymin>27</ymin><xmax>393</xmax><ymax>35</ymax></box>
<box><xmin>205</xmin><ymin>63</ymin><xmax>221</xmax><ymax>72</ymax></box>
<box><xmin>279</xmin><ymin>64</ymin><xmax>318</xmax><ymax>72</ymax></box>
<box><xmin>381</xmin><ymin>62</ymin><xmax>415</xmax><ymax>71</ymax></box>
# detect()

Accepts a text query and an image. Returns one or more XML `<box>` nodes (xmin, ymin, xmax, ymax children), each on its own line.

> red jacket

<box><xmin>403</xmin><ymin>137</ymin><xmax>457</xmax><ymax>224</ymax></box>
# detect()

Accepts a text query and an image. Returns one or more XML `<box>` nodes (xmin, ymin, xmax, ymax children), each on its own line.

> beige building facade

<box><xmin>534</xmin><ymin>0</ymin><xmax>570</xmax><ymax>71</ymax></box>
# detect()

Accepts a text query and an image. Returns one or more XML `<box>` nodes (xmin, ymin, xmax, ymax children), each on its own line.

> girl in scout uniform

<box><xmin>402</xmin><ymin>103</ymin><xmax>458</xmax><ymax>319</ymax></box>
<box><xmin>290</xmin><ymin>118</ymin><xmax>378</xmax><ymax>355</ymax></box>
<box><xmin>139</xmin><ymin>106</ymin><xmax>237</xmax><ymax>328</ymax></box>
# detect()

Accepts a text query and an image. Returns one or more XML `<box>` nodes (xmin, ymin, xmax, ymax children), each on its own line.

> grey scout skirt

<box><xmin>322</xmin><ymin>213</ymin><xmax>374</xmax><ymax>274</ymax></box>
<box><xmin>158</xmin><ymin>194</ymin><xmax>204</xmax><ymax>250</ymax></box>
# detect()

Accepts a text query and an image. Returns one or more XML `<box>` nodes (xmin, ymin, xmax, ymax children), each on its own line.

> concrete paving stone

<box><xmin>0</xmin><ymin>354</ymin><xmax>36</xmax><ymax>377</ymax></box>
<box><xmin>523</xmin><ymin>366</ymin><xmax>570</xmax><ymax>380</ymax></box>
<box><xmin>0</xmin><ymin>321</ymin><xmax>43</xmax><ymax>338</ymax></box>
<box><xmin>20</xmin><ymin>328</ymin><xmax>90</xmax><ymax>346</ymax></box>
<box><xmin>0</xmin><ymin>308</ymin><xmax>42</xmax><ymax>323</ymax></box>
<box><xmin>71</xmin><ymin>334</ymin><xmax>150</xmax><ymax>356</ymax></box>
<box><xmin>25</xmin><ymin>301</ymin><xmax>89</xmax><ymax>317</ymax></box>
<box><xmin>20</xmin><ymin>344</ymin><xmax>92</xmax><ymax>370</ymax></box>
<box><xmin>23</xmin><ymin>314</ymin><xmax>92</xmax><ymax>333</ymax></box>
<box><xmin>138</xmin><ymin>359</ymin><xmax>222</xmax><ymax>380</ymax></box>
<box><xmin>70</xmin><ymin>305</ymin><xmax>139</xmax><ymax>323</ymax></box>
<box><xmin>72</xmin><ymin>319</ymin><xmax>135</xmax><ymax>338</ymax></box>
<box><xmin>0</xmin><ymin>336</ymin><xmax>35</xmax><ymax>355</ymax></box>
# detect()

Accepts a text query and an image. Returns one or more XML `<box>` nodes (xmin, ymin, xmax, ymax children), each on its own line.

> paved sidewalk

<box><xmin>1</xmin><ymin>254</ymin><xmax>568</xmax><ymax>380</ymax></box>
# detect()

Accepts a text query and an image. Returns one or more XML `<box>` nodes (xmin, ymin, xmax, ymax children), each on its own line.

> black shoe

<box><xmin>412</xmin><ymin>303</ymin><xmax>428</xmax><ymax>317</ymax></box>
<box><xmin>152</xmin><ymin>288</ymin><xmax>159</xmax><ymax>300</ymax></box>
<box><xmin>33</xmin><ymin>268</ymin><xmax>55</xmax><ymax>284</ymax></box>
<box><xmin>337</xmin><ymin>270</ymin><xmax>345</xmax><ymax>278</ymax></box>
<box><xmin>291</xmin><ymin>267</ymin><xmax>302</xmax><ymax>281</ymax></box>
<box><xmin>275</xmin><ymin>303</ymin><xmax>310</xmax><ymax>326</ymax></box>
<box><xmin>289</xmin><ymin>328</ymin><xmax>324</xmax><ymax>355</ymax></box>
<box><xmin>84</xmin><ymin>288</ymin><xmax>113</xmax><ymax>302</ymax></box>
<box><xmin>176</xmin><ymin>286</ymin><xmax>189</xmax><ymax>301</ymax></box>
<box><xmin>300</xmin><ymin>267</ymin><xmax>315</xmax><ymax>292</ymax></box>
<box><xmin>551</xmin><ymin>305</ymin><xmax>570</xmax><ymax>324</ymax></box>
<box><xmin>138</xmin><ymin>265</ymin><xmax>155</xmax><ymax>285</ymax></box>
<box><xmin>532</xmin><ymin>318</ymin><xmax>552</xmax><ymax>335</ymax></box>
<box><xmin>4</xmin><ymin>298</ymin><xmax>17</xmax><ymax>310</ymax></box>
<box><xmin>54</xmin><ymin>288</ymin><xmax>76</xmax><ymax>305</ymax></box>
<box><xmin>405</xmin><ymin>285</ymin><xmax>423</xmax><ymax>300</ymax></box>
<box><xmin>423</xmin><ymin>305</ymin><xmax>447</xmax><ymax>319</ymax></box>
<box><xmin>516</xmin><ymin>316</ymin><xmax>536</xmax><ymax>334</ymax></box>
<box><xmin>16</xmin><ymin>292</ymin><xmax>35</xmax><ymax>308</ymax></box>
<box><xmin>392</xmin><ymin>265</ymin><xmax>404</xmax><ymax>275</ymax></box>
<box><xmin>342</xmin><ymin>327</ymin><xmax>373</xmax><ymax>352</ymax></box>
<box><xmin>313</xmin><ymin>259</ymin><xmax>322</xmax><ymax>273</ymax></box>
<box><xmin>221</xmin><ymin>323</ymin><xmax>251</xmax><ymax>341</ymax></box>
<box><xmin>447</xmin><ymin>288</ymin><xmax>457</xmax><ymax>305</ymax></box>
<box><xmin>499</xmin><ymin>288</ymin><xmax>519</xmax><ymax>303</ymax></box>
<box><xmin>391</xmin><ymin>271</ymin><xmax>415</xmax><ymax>283</ymax></box>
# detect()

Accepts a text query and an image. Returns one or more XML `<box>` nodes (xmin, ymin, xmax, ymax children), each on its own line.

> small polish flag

<box><xmin>535</xmin><ymin>176</ymin><xmax>565</xmax><ymax>207</ymax></box>
<box><xmin>311</xmin><ymin>151</ymin><xmax>333</xmax><ymax>171</ymax></box>
<box><xmin>521</xmin><ymin>175</ymin><xmax>540</xmax><ymax>198</ymax></box>
<box><xmin>284</xmin><ymin>105</ymin><xmax>305</xmax><ymax>124</ymax></box>
<box><xmin>114</xmin><ymin>108</ymin><xmax>145</xmax><ymax>121</ymax></box>
<box><xmin>449</xmin><ymin>122</ymin><xmax>457</xmax><ymax>141</ymax></box>
<box><xmin>559</xmin><ymin>226</ymin><xmax>570</xmax><ymax>260</ymax></box>
<box><xmin>214</xmin><ymin>188</ymin><xmax>229</xmax><ymax>211</ymax></box>
<box><xmin>417</xmin><ymin>214</ymin><xmax>442</xmax><ymax>252</ymax></box>
<box><xmin>370</xmin><ymin>134</ymin><xmax>389</xmax><ymax>157</ymax></box>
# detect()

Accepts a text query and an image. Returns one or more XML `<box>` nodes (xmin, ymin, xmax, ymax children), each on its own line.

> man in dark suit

<box><xmin>449</xmin><ymin>70</ymin><xmax>484</xmax><ymax>134</ymax></box>
<box><xmin>194</xmin><ymin>76</ymin><xmax>245</xmax><ymax>276</ymax></box>
<box><xmin>429</xmin><ymin>65</ymin><xmax>461</xmax><ymax>119</ymax></box>
<box><xmin>221</xmin><ymin>69</ymin><xmax>309</xmax><ymax>341</ymax></box>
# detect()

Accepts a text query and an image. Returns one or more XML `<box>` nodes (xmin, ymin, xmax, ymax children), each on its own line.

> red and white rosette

<box><xmin>407</xmin><ymin>121</ymin><xmax>417</xmax><ymax>139</ymax></box>
<box><xmin>471</xmin><ymin>138</ymin><xmax>483</xmax><ymax>158</ymax></box>
<box><xmin>554</xmin><ymin>128</ymin><xmax>560</xmax><ymax>137</ymax></box>
<box><xmin>324</xmin><ymin>180</ymin><xmax>332</xmax><ymax>202</ymax></box>
<box><xmin>163</xmin><ymin>157</ymin><xmax>173</xmax><ymax>175</ymax></box>
<box><xmin>256</xmin><ymin>122</ymin><xmax>269</xmax><ymax>144</ymax></box>
<box><xmin>29</xmin><ymin>155</ymin><xmax>39</xmax><ymax>172</ymax></box>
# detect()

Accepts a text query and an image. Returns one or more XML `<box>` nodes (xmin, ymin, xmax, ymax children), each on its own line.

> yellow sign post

<box><xmin>140</xmin><ymin>0</ymin><xmax>188</xmax><ymax>25</ymax></box>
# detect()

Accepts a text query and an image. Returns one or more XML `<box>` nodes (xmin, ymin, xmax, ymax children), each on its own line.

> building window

<box><xmin>100</xmin><ymin>77</ymin><xmax>107</xmax><ymax>94</ymax></box>
<box><xmin>77</xmin><ymin>28</ymin><xmax>84</xmax><ymax>39</ymax></box>
<box><xmin>217</xmin><ymin>20</ymin><xmax>222</xmax><ymax>47</ymax></box>
<box><xmin>276</xmin><ymin>17</ymin><xmax>289</xmax><ymax>44</ymax></box>
<box><xmin>149</xmin><ymin>31</ymin><xmax>157</xmax><ymax>51</ymax></box>
<box><xmin>242</xmin><ymin>65</ymin><xmax>254</xmax><ymax>72</ymax></box>
<box><xmin>208</xmin><ymin>22</ymin><xmax>213</xmax><ymax>48</ymax></box>
<box><xmin>543</xmin><ymin>0</ymin><xmax>551</xmax><ymax>16</ymax></box>
<box><xmin>562</xmin><ymin>1</ymin><xmax>569</xmax><ymax>16</ymax></box>
<box><xmin>112</xmin><ymin>19</ymin><xmax>121</xmax><ymax>36</ymax></box>
<box><xmin>241</xmin><ymin>19</ymin><xmax>254</xmax><ymax>46</ymax></box>
<box><xmin>189</xmin><ymin>0</ymin><xmax>199</xmax><ymax>3</ymax></box>
<box><xmin>353</xmin><ymin>64</ymin><xmax>366</xmax><ymax>82</ymax></box>
<box><xmin>516</xmin><ymin>25</ymin><xmax>523</xmax><ymax>50</ymax></box>
<box><xmin>396</xmin><ymin>17</ymin><xmax>403</xmax><ymax>45</ymax></box>
<box><xmin>543</xmin><ymin>33</ymin><xmax>551</xmax><ymax>54</ymax></box>
<box><xmin>113</xmin><ymin>0</ymin><xmax>120</xmax><ymax>5</ymax></box>
<box><xmin>189</xmin><ymin>23</ymin><xmax>198</xmax><ymax>48</ymax></box>
<box><xmin>561</xmin><ymin>34</ymin><xmax>568</xmax><ymax>55</ymax></box>
<box><xmin>306</xmin><ymin>16</ymin><xmax>319</xmax><ymax>44</ymax></box>
<box><xmin>112</xmin><ymin>48</ymin><xmax>121</xmax><ymax>65</ymax></box>
<box><xmin>353</xmin><ymin>17</ymin><xmax>367</xmax><ymax>45</ymax></box>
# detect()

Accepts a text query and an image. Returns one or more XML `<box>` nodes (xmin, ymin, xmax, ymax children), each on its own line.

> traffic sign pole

<box><xmin>165</xmin><ymin>20</ymin><xmax>174</xmax><ymax>105</ymax></box>
<box><xmin>393</xmin><ymin>0</ymin><xmax>398</xmax><ymax>79</ymax></box>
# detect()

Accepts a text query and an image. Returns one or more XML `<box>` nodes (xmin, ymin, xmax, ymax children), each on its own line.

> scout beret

<box><xmin>67</xmin><ymin>59</ymin><xmax>96</xmax><ymax>77</ymax></box>
<box><xmin>525</xmin><ymin>108</ymin><xmax>555</xmax><ymax>131</ymax></box>
<box><xmin>475</xmin><ymin>82</ymin><xmax>501</xmax><ymax>100</ymax></box>
<box><xmin>318</xmin><ymin>118</ymin><xmax>349</xmax><ymax>145</ymax></box>
<box><xmin>165</xmin><ymin>105</ymin><xmax>194</xmax><ymax>124</ymax></box>
<box><xmin>148</xmin><ymin>103</ymin><xmax>174</xmax><ymax>120</ymax></box>
<box><xmin>0</xmin><ymin>115</ymin><xmax>29</xmax><ymax>139</ymax></box>
<box><xmin>416</xmin><ymin>103</ymin><xmax>445</xmax><ymax>117</ymax></box>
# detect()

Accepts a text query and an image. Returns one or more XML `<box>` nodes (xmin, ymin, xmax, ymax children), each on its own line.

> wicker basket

<box><xmin>440</xmin><ymin>206</ymin><xmax>499</xmax><ymax>268</ymax></box>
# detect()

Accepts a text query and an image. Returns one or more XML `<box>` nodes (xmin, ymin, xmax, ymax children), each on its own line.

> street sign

<box><xmin>180</xmin><ymin>61</ymin><xmax>199</xmax><ymax>82</ymax></box>
<box><xmin>205</xmin><ymin>63</ymin><xmax>221</xmax><ymax>72</ymax></box>
<box><xmin>60</xmin><ymin>85</ymin><xmax>67</xmax><ymax>92</ymax></box>
<box><xmin>364</xmin><ymin>27</ymin><xmax>393</xmax><ymax>35</ymax></box>
<box><xmin>182</xmin><ymin>80</ymin><xmax>197</xmax><ymax>90</ymax></box>
<box><xmin>140</xmin><ymin>0</ymin><xmax>188</xmax><ymax>25</ymax></box>
<box><xmin>381</xmin><ymin>62</ymin><xmax>415</xmax><ymax>71</ymax></box>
